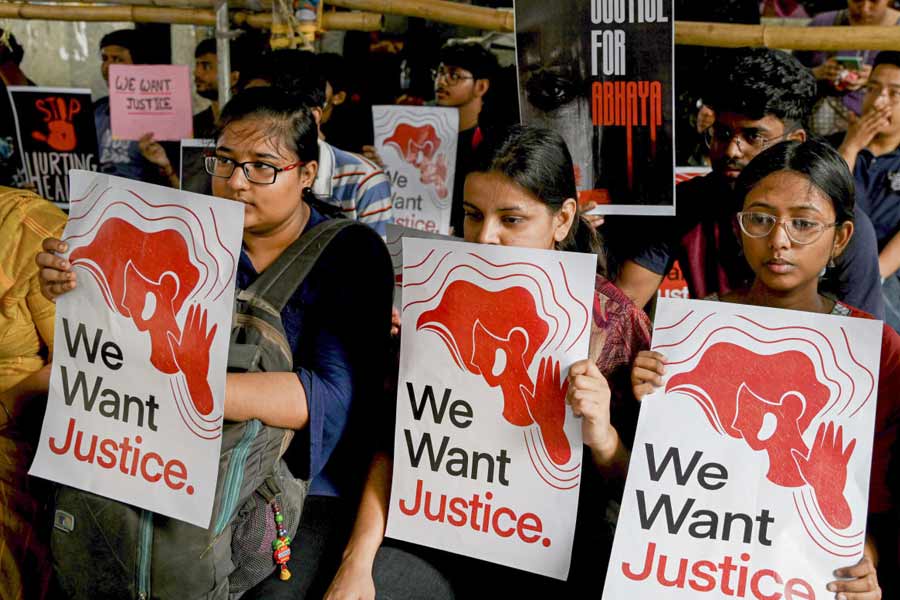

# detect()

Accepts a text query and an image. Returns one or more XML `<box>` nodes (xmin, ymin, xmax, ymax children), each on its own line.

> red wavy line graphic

<box><xmin>523</xmin><ymin>431</ymin><xmax>579</xmax><ymax>491</ymax></box>
<box><xmin>792</xmin><ymin>494</ymin><xmax>860</xmax><ymax>558</ymax></box>
<box><xmin>529</xmin><ymin>428</ymin><xmax>581</xmax><ymax>476</ymax></box>
<box><xmin>558</xmin><ymin>262</ymin><xmax>590</xmax><ymax>353</ymax></box>
<box><xmin>841</xmin><ymin>328</ymin><xmax>876</xmax><ymax>418</ymax></box>
<box><xmin>804</xmin><ymin>487</ymin><xmax>864</xmax><ymax>540</ymax></box>
<box><xmin>654</xmin><ymin>313</ymin><xmax>714</xmax><ymax>351</ymax></box>
<box><xmin>404</xmin><ymin>251</ymin><xmax>452</xmax><ymax>288</ymax></box>
<box><xmin>736</xmin><ymin>316</ymin><xmax>853</xmax><ymax>416</ymax></box>
<box><xmin>799</xmin><ymin>489</ymin><xmax>863</xmax><ymax>549</ymax></box>
<box><xmin>207</xmin><ymin>206</ymin><xmax>237</xmax><ymax>302</ymax></box>
<box><xmin>406</xmin><ymin>248</ymin><xmax>436</xmax><ymax>271</ymax></box>
<box><xmin>656</xmin><ymin>310</ymin><xmax>695</xmax><ymax>332</ymax></box>
<box><xmin>470</xmin><ymin>254</ymin><xmax>585</xmax><ymax>354</ymax></box>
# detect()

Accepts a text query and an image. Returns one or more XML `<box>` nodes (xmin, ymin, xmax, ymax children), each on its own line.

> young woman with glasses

<box><xmin>35</xmin><ymin>86</ymin><xmax>394</xmax><ymax>598</ymax></box>
<box><xmin>632</xmin><ymin>140</ymin><xmax>899</xmax><ymax>600</ymax></box>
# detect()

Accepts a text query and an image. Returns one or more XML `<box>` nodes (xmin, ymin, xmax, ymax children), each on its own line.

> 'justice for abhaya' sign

<box><xmin>602</xmin><ymin>298</ymin><xmax>882</xmax><ymax>599</ymax></box>
<box><xmin>386</xmin><ymin>238</ymin><xmax>597</xmax><ymax>579</ymax></box>
<box><xmin>29</xmin><ymin>170</ymin><xmax>244</xmax><ymax>527</ymax></box>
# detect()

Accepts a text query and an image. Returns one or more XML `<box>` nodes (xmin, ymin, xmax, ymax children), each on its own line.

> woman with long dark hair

<box><xmin>632</xmin><ymin>140</ymin><xmax>897</xmax><ymax>599</ymax></box>
<box><xmin>325</xmin><ymin>125</ymin><xmax>651</xmax><ymax>598</ymax></box>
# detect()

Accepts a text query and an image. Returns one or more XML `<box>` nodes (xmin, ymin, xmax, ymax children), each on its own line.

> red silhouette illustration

<box><xmin>32</xmin><ymin>96</ymin><xmax>81</xmax><ymax>152</ymax></box>
<box><xmin>385</xmin><ymin>123</ymin><xmax>449</xmax><ymax>199</ymax></box>
<box><xmin>417</xmin><ymin>280</ymin><xmax>572</xmax><ymax>465</ymax></box>
<box><xmin>70</xmin><ymin>217</ymin><xmax>218</xmax><ymax>415</ymax></box>
<box><xmin>667</xmin><ymin>342</ymin><xmax>856</xmax><ymax>529</ymax></box>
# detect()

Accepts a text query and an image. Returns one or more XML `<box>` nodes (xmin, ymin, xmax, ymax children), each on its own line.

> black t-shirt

<box><xmin>450</xmin><ymin>126</ymin><xmax>478</xmax><ymax>236</ymax></box>
<box><xmin>193</xmin><ymin>106</ymin><xmax>216</xmax><ymax>140</ymax></box>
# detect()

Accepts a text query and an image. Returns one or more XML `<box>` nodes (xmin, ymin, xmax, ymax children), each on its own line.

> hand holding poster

<box><xmin>373</xmin><ymin>106</ymin><xmax>458</xmax><ymax>234</ymax></box>
<box><xmin>7</xmin><ymin>87</ymin><xmax>98</xmax><ymax>206</ymax></box>
<box><xmin>386</xmin><ymin>238</ymin><xmax>596</xmax><ymax>579</ymax></box>
<box><xmin>29</xmin><ymin>170</ymin><xmax>244</xmax><ymax>527</ymax></box>
<box><xmin>110</xmin><ymin>65</ymin><xmax>193</xmax><ymax>141</ymax></box>
<box><xmin>603</xmin><ymin>298</ymin><xmax>882</xmax><ymax>598</ymax></box>
<box><xmin>515</xmin><ymin>0</ymin><xmax>675</xmax><ymax>216</ymax></box>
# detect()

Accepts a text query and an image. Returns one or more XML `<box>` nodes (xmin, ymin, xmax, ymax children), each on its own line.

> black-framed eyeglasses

<box><xmin>737</xmin><ymin>211</ymin><xmax>837</xmax><ymax>245</ymax></box>
<box><xmin>431</xmin><ymin>66</ymin><xmax>474</xmax><ymax>85</ymax></box>
<box><xmin>703</xmin><ymin>125</ymin><xmax>790</xmax><ymax>152</ymax></box>
<box><xmin>204</xmin><ymin>155</ymin><xmax>303</xmax><ymax>185</ymax></box>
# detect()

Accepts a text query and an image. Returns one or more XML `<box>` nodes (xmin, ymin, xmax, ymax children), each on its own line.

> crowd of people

<box><xmin>0</xmin><ymin>1</ymin><xmax>899</xmax><ymax>599</ymax></box>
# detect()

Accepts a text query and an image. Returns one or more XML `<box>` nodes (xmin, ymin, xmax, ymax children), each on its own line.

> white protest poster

<box><xmin>603</xmin><ymin>298</ymin><xmax>882</xmax><ymax>599</ymax></box>
<box><xmin>385</xmin><ymin>223</ymin><xmax>454</xmax><ymax>310</ymax></box>
<box><xmin>29</xmin><ymin>170</ymin><xmax>244</xmax><ymax>527</ymax></box>
<box><xmin>386</xmin><ymin>238</ymin><xmax>596</xmax><ymax>579</ymax></box>
<box><xmin>373</xmin><ymin>106</ymin><xmax>458</xmax><ymax>234</ymax></box>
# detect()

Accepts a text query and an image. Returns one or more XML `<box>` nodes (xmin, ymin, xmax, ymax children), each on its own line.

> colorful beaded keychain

<box><xmin>272</xmin><ymin>500</ymin><xmax>292</xmax><ymax>581</ymax></box>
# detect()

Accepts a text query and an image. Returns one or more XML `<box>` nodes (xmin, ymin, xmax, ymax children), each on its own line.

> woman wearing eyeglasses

<box><xmin>35</xmin><ymin>86</ymin><xmax>394</xmax><ymax>598</ymax></box>
<box><xmin>632</xmin><ymin>140</ymin><xmax>899</xmax><ymax>600</ymax></box>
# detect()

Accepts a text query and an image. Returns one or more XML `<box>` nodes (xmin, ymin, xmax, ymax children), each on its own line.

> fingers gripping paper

<box><xmin>29</xmin><ymin>170</ymin><xmax>244</xmax><ymax>527</ymax></box>
<box><xmin>602</xmin><ymin>298</ymin><xmax>882</xmax><ymax>599</ymax></box>
<box><xmin>386</xmin><ymin>238</ymin><xmax>597</xmax><ymax>579</ymax></box>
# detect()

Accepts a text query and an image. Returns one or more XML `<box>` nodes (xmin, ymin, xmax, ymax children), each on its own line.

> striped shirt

<box><xmin>313</xmin><ymin>140</ymin><xmax>393</xmax><ymax>236</ymax></box>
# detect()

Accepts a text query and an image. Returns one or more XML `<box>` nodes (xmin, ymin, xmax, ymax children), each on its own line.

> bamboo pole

<box><xmin>676</xmin><ymin>21</ymin><xmax>900</xmax><ymax>51</ymax></box>
<box><xmin>0</xmin><ymin>2</ymin><xmax>382</xmax><ymax>30</ymax></box>
<box><xmin>0</xmin><ymin>3</ymin><xmax>217</xmax><ymax>24</ymax></box>
<box><xmin>15</xmin><ymin>0</ymin><xmax>272</xmax><ymax>8</ymax></box>
<box><xmin>325</xmin><ymin>0</ymin><xmax>513</xmax><ymax>32</ymax></box>
<box><xmin>2</xmin><ymin>1</ymin><xmax>900</xmax><ymax>50</ymax></box>
<box><xmin>233</xmin><ymin>9</ymin><xmax>382</xmax><ymax>31</ymax></box>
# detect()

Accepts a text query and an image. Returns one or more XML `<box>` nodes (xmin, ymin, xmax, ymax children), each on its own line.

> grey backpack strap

<box><xmin>245</xmin><ymin>218</ymin><xmax>359</xmax><ymax>312</ymax></box>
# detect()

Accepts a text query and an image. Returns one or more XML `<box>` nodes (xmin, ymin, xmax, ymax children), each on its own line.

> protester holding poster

<box><xmin>325</xmin><ymin>125</ymin><xmax>651</xmax><ymax>598</ymax></box>
<box><xmin>93</xmin><ymin>30</ymin><xmax>176</xmax><ymax>186</ymax></box>
<box><xmin>434</xmin><ymin>42</ymin><xmax>498</xmax><ymax>236</ymax></box>
<box><xmin>7</xmin><ymin>86</ymin><xmax>99</xmax><ymax>206</ymax></box>
<box><xmin>37</xmin><ymin>87</ymin><xmax>394</xmax><ymax>598</ymax></box>
<box><xmin>0</xmin><ymin>187</ymin><xmax>66</xmax><ymax>600</ymax></box>
<box><xmin>628</xmin><ymin>140</ymin><xmax>898</xmax><ymax>598</ymax></box>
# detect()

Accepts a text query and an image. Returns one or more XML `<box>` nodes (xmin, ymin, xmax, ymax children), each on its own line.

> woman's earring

<box><xmin>828</xmin><ymin>256</ymin><xmax>836</xmax><ymax>268</ymax></box>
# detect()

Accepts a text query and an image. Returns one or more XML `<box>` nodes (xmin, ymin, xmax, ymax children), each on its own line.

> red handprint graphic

<box><xmin>522</xmin><ymin>357</ymin><xmax>571</xmax><ymax>465</ymax></box>
<box><xmin>793</xmin><ymin>422</ymin><xmax>856</xmax><ymax>529</ymax></box>
<box><xmin>168</xmin><ymin>304</ymin><xmax>218</xmax><ymax>416</ymax></box>
<box><xmin>31</xmin><ymin>96</ymin><xmax>81</xmax><ymax>152</ymax></box>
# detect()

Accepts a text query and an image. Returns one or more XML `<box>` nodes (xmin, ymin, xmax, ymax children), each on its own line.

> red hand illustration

<box><xmin>522</xmin><ymin>357</ymin><xmax>571</xmax><ymax>465</ymax></box>
<box><xmin>792</xmin><ymin>421</ymin><xmax>857</xmax><ymax>530</ymax></box>
<box><xmin>33</xmin><ymin>120</ymin><xmax>77</xmax><ymax>152</ymax></box>
<box><xmin>167</xmin><ymin>303</ymin><xmax>218</xmax><ymax>416</ymax></box>
<box><xmin>420</xmin><ymin>154</ymin><xmax>449</xmax><ymax>199</ymax></box>
<box><xmin>31</xmin><ymin>97</ymin><xmax>79</xmax><ymax>151</ymax></box>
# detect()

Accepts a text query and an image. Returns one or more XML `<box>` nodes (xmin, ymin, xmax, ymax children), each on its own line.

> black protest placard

<box><xmin>515</xmin><ymin>0</ymin><xmax>675</xmax><ymax>216</ymax></box>
<box><xmin>8</xmin><ymin>87</ymin><xmax>98</xmax><ymax>207</ymax></box>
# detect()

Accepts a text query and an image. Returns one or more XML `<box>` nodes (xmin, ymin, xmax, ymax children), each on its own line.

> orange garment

<box><xmin>0</xmin><ymin>187</ymin><xmax>66</xmax><ymax>600</ymax></box>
